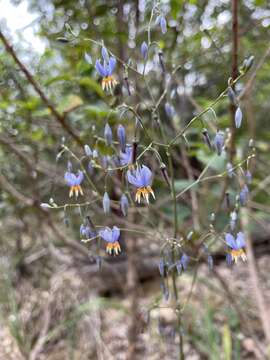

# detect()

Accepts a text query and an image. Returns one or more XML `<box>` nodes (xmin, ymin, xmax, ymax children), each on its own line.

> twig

<box><xmin>0</xmin><ymin>29</ymin><xmax>83</xmax><ymax>147</ymax></box>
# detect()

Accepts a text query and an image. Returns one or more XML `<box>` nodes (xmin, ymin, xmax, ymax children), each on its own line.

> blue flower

<box><xmin>64</xmin><ymin>170</ymin><xmax>84</xmax><ymax>197</ymax></box>
<box><xmin>225</xmin><ymin>232</ymin><xmax>247</xmax><ymax>263</ymax></box>
<box><xmin>119</xmin><ymin>145</ymin><xmax>133</xmax><ymax>166</ymax></box>
<box><xmin>214</xmin><ymin>131</ymin><xmax>224</xmax><ymax>156</ymax></box>
<box><xmin>180</xmin><ymin>253</ymin><xmax>189</xmax><ymax>270</ymax></box>
<box><xmin>140</xmin><ymin>41</ymin><xmax>148</xmax><ymax>59</ymax></box>
<box><xmin>120</xmin><ymin>193</ymin><xmax>129</xmax><ymax>216</ymax></box>
<box><xmin>103</xmin><ymin>191</ymin><xmax>111</xmax><ymax>214</ymax></box>
<box><xmin>239</xmin><ymin>184</ymin><xmax>249</xmax><ymax>206</ymax></box>
<box><xmin>104</xmin><ymin>123</ymin><xmax>113</xmax><ymax>145</ymax></box>
<box><xmin>127</xmin><ymin>165</ymin><xmax>155</xmax><ymax>203</ymax></box>
<box><xmin>165</xmin><ymin>102</ymin><xmax>175</xmax><ymax>118</ymax></box>
<box><xmin>117</xmin><ymin>124</ymin><xmax>126</xmax><ymax>152</ymax></box>
<box><xmin>84</xmin><ymin>144</ymin><xmax>92</xmax><ymax>157</ymax></box>
<box><xmin>235</xmin><ymin>107</ymin><xmax>243</xmax><ymax>128</ymax></box>
<box><xmin>158</xmin><ymin>16</ymin><xmax>167</xmax><ymax>34</ymax></box>
<box><xmin>95</xmin><ymin>48</ymin><xmax>117</xmax><ymax>91</ymax></box>
<box><xmin>99</xmin><ymin>226</ymin><xmax>121</xmax><ymax>255</ymax></box>
<box><xmin>80</xmin><ymin>224</ymin><xmax>96</xmax><ymax>239</ymax></box>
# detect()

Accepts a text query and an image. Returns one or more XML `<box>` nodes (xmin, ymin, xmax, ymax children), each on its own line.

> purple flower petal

<box><xmin>127</xmin><ymin>169</ymin><xmax>142</xmax><ymax>187</ymax></box>
<box><xmin>225</xmin><ymin>233</ymin><xmax>236</xmax><ymax>249</ymax></box>
<box><xmin>65</xmin><ymin>171</ymin><xmax>77</xmax><ymax>186</ymax></box>
<box><xmin>112</xmin><ymin>226</ymin><xmax>120</xmax><ymax>242</ymax></box>
<box><xmin>95</xmin><ymin>59</ymin><xmax>107</xmax><ymax>77</ymax></box>
<box><xmin>108</xmin><ymin>57</ymin><xmax>116</xmax><ymax>75</ymax></box>
<box><xmin>236</xmin><ymin>232</ymin><xmax>245</xmax><ymax>249</ymax></box>
<box><xmin>140</xmin><ymin>165</ymin><xmax>152</xmax><ymax>187</ymax></box>
<box><xmin>101</xmin><ymin>46</ymin><xmax>109</xmax><ymax>62</ymax></box>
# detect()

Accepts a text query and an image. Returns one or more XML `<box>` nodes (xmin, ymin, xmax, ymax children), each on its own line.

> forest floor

<box><xmin>0</xmin><ymin>252</ymin><xmax>269</xmax><ymax>360</ymax></box>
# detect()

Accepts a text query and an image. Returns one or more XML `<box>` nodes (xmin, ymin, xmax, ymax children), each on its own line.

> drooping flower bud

<box><xmin>226</xmin><ymin>162</ymin><xmax>234</xmax><ymax>178</ymax></box>
<box><xmin>84</xmin><ymin>144</ymin><xmax>92</xmax><ymax>157</ymax></box>
<box><xmin>140</xmin><ymin>41</ymin><xmax>148</xmax><ymax>59</ymax></box>
<box><xmin>202</xmin><ymin>128</ymin><xmax>212</xmax><ymax>150</ymax></box>
<box><xmin>239</xmin><ymin>185</ymin><xmax>249</xmax><ymax>206</ymax></box>
<box><xmin>227</xmin><ymin>87</ymin><xmax>238</xmax><ymax>106</ymax></box>
<box><xmin>207</xmin><ymin>255</ymin><xmax>214</xmax><ymax>270</ymax></box>
<box><xmin>245</xmin><ymin>170</ymin><xmax>252</xmax><ymax>184</ymax></box>
<box><xmin>235</xmin><ymin>107</ymin><xmax>243</xmax><ymax>128</ymax></box>
<box><xmin>103</xmin><ymin>192</ymin><xmax>111</xmax><ymax>214</ymax></box>
<box><xmin>93</xmin><ymin>149</ymin><xmax>99</xmax><ymax>158</ymax></box>
<box><xmin>213</xmin><ymin>131</ymin><xmax>224</xmax><ymax>156</ymax></box>
<box><xmin>120</xmin><ymin>193</ymin><xmax>129</xmax><ymax>216</ymax></box>
<box><xmin>159</xmin><ymin>16</ymin><xmax>167</xmax><ymax>34</ymax></box>
<box><xmin>158</xmin><ymin>50</ymin><xmax>165</xmax><ymax>73</ymax></box>
<box><xmin>230</xmin><ymin>211</ymin><xmax>237</xmax><ymax>230</ymax></box>
<box><xmin>104</xmin><ymin>123</ymin><xmax>113</xmax><ymax>145</ymax></box>
<box><xmin>132</xmin><ymin>140</ymin><xmax>138</xmax><ymax>164</ymax></box>
<box><xmin>117</xmin><ymin>124</ymin><xmax>126</xmax><ymax>152</ymax></box>
<box><xmin>164</xmin><ymin>102</ymin><xmax>175</xmax><ymax>118</ymax></box>
<box><xmin>84</xmin><ymin>52</ymin><xmax>92</xmax><ymax>64</ymax></box>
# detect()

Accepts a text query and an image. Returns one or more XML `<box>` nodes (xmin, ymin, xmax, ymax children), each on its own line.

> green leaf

<box><xmin>78</xmin><ymin>77</ymin><xmax>104</xmax><ymax>98</ymax></box>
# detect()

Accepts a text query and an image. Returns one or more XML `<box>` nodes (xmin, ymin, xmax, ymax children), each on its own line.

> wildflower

<box><xmin>99</xmin><ymin>226</ymin><xmax>121</xmax><ymax>255</ymax></box>
<box><xmin>158</xmin><ymin>258</ymin><xmax>166</xmax><ymax>277</ymax></box>
<box><xmin>235</xmin><ymin>107</ymin><xmax>243</xmax><ymax>128</ymax></box>
<box><xmin>225</xmin><ymin>232</ymin><xmax>247</xmax><ymax>263</ymax></box>
<box><xmin>157</xmin><ymin>15</ymin><xmax>167</xmax><ymax>34</ymax></box>
<box><xmin>93</xmin><ymin>149</ymin><xmax>99</xmax><ymax>158</ymax></box>
<box><xmin>230</xmin><ymin>211</ymin><xmax>238</xmax><ymax>231</ymax></box>
<box><xmin>213</xmin><ymin>130</ymin><xmax>224</xmax><ymax>156</ymax></box>
<box><xmin>119</xmin><ymin>145</ymin><xmax>133</xmax><ymax>166</ymax></box>
<box><xmin>245</xmin><ymin>170</ymin><xmax>252</xmax><ymax>184</ymax></box>
<box><xmin>120</xmin><ymin>193</ymin><xmax>129</xmax><ymax>216</ymax></box>
<box><xmin>180</xmin><ymin>253</ymin><xmax>189</xmax><ymax>270</ymax></box>
<box><xmin>202</xmin><ymin>128</ymin><xmax>212</xmax><ymax>150</ymax></box>
<box><xmin>226</xmin><ymin>162</ymin><xmax>234</xmax><ymax>178</ymax></box>
<box><xmin>64</xmin><ymin>170</ymin><xmax>84</xmax><ymax>197</ymax></box>
<box><xmin>239</xmin><ymin>184</ymin><xmax>249</xmax><ymax>206</ymax></box>
<box><xmin>103</xmin><ymin>192</ymin><xmax>110</xmax><ymax>213</ymax></box>
<box><xmin>165</xmin><ymin>102</ymin><xmax>175</xmax><ymax>118</ymax></box>
<box><xmin>95</xmin><ymin>48</ymin><xmax>117</xmax><ymax>91</ymax></box>
<box><xmin>80</xmin><ymin>223</ymin><xmax>96</xmax><ymax>239</ymax></box>
<box><xmin>127</xmin><ymin>165</ymin><xmax>155</xmax><ymax>204</ymax></box>
<box><xmin>141</xmin><ymin>41</ymin><xmax>148</xmax><ymax>59</ymax></box>
<box><xmin>104</xmin><ymin>123</ymin><xmax>113</xmax><ymax>145</ymax></box>
<box><xmin>84</xmin><ymin>144</ymin><xmax>92</xmax><ymax>157</ymax></box>
<box><xmin>207</xmin><ymin>255</ymin><xmax>214</xmax><ymax>270</ymax></box>
<box><xmin>117</xmin><ymin>124</ymin><xmax>126</xmax><ymax>152</ymax></box>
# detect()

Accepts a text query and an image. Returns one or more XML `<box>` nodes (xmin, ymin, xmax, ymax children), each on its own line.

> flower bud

<box><xmin>117</xmin><ymin>124</ymin><xmax>126</xmax><ymax>152</ymax></box>
<box><xmin>213</xmin><ymin>131</ymin><xmax>224</xmax><ymax>156</ymax></box>
<box><xmin>239</xmin><ymin>185</ymin><xmax>249</xmax><ymax>206</ymax></box>
<box><xmin>202</xmin><ymin>128</ymin><xmax>212</xmax><ymax>150</ymax></box>
<box><xmin>84</xmin><ymin>144</ymin><xmax>92</xmax><ymax>157</ymax></box>
<box><xmin>104</xmin><ymin>123</ymin><xmax>113</xmax><ymax>145</ymax></box>
<box><xmin>120</xmin><ymin>193</ymin><xmax>129</xmax><ymax>216</ymax></box>
<box><xmin>160</xmin><ymin>16</ymin><xmax>167</xmax><ymax>34</ymax></box>
<box><xmin>227</xmin><ymin>87</ymin><xmax>238</xmax><ymax>106</ymax></box>
<box><xmin>140</xmin><ymin>41</ymin><xmax>148</xmax><ymax>59</ymax></box>
<box><xmin>235</xmin><ymin>107</ymin><xmax>243</xmax><ymax>128</ymax></box>
<box><xmin>226</xmin><ymin>162</ymin><xmax>234</xmax><ymax>178</ymax></box>
<box><xmin>165</xmin><ymin>102</ymin><xmax>175</xmax><ymax>118</ymax></box>
<box><xmin>103</xmin><ymin>192</ymin><xmax>111</xmax><ymax>213</ymax></box>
